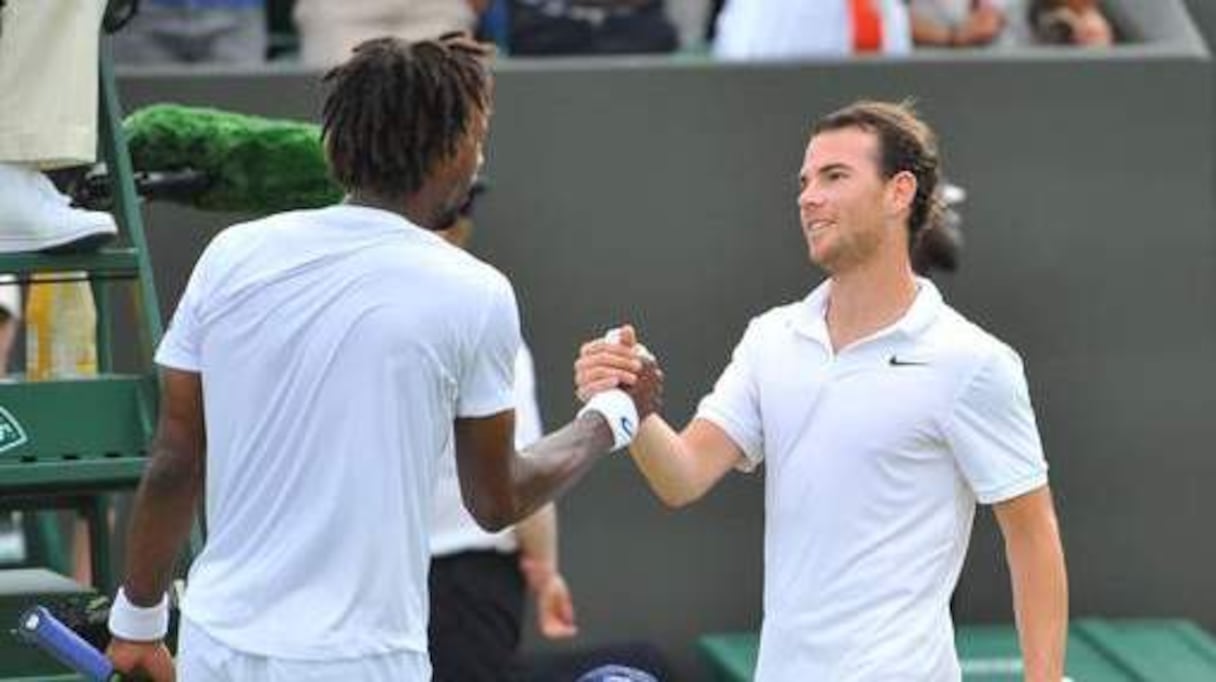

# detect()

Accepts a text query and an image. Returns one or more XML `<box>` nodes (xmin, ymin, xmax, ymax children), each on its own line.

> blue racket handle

<box><xmin>16</xmin><ymin>606</ymin><xmax>119</xmax><ymax>682</ymax></box>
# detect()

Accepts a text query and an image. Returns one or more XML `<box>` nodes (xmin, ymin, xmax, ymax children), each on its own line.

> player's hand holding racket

<box><xmin>107</xmin><ymin>637</ymin><xmax>175</xmax><ymax>682</ymax></box>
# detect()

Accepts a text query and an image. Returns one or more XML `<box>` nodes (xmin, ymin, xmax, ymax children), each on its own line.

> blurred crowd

<box><xmin>105</xmin><ymin>0</ymin><xmax>1115</xmax><ymax>66</ymax></box>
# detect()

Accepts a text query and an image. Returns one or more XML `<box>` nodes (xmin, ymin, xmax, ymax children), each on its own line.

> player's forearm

<box><xmin>122</xmin><ymin>439</ymin><xmax>203</xmax><ymax>606</ymax></box>
<box><xmin>498</xmin><ymin>413</ymin><xmax>613</xmax><ymax>528</ymax></box>
<box><xmin>1007</xmin><ymin>520</ymin><xmax>1069</xmax><ymax>681</ymax></box>
<box><xmin>630</xmin><ymin>417</ymin><xmax>712</xmax><ymax>507</ymax></box>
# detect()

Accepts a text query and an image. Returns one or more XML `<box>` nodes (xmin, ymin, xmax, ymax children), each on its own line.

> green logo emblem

<box><xmin>0</xmin><ymin>406</ymin><xmax>29</xmax><ymax>455</ymax></box>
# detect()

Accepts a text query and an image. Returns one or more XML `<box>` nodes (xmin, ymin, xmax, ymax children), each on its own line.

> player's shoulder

<box><xmin>415</xmin><ymin>245</ymin><xmax>516</xmax><ymax>323</ymax></box>
<box><xmin>747</xmin><ymin>299</ymin><xmax>806</xmax><ymax>337</ymax></box>
<box><xmin>187</xmin><ymin>217</ymin><xmax>269</xmax><ymax>281</ymax></box>
<box><xmin>203</xmin><ymin>209</ymin><xmax>302</xmax><ymax>257</ymax></box>
<box><xmin>444</xmin><ymin>246</ymin><xmax>513</xmax><ymax>296</ymax></box>
<box><xmin>713</xmin><ymin>299</ymin><xmax>813</xmax><ymax>363</ymax></box>
<box><xmin>925</xmin><ymin>304</ymin><xmax>1025</xmax><ymax>379</ymax></box>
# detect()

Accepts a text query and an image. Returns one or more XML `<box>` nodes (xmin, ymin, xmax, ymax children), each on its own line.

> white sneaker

<box><xmin>0</xmin><ymin>163</ymin><xmax>117</xmax><ymax>253</ymax></box>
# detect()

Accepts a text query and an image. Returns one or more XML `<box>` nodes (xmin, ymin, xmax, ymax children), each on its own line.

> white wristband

<box><xmin>578</xmin><ymin>389</ymin><xmax>639</xmax><ymax>451</ymax></box>
<box><xmin>108</xmin><ymin>587</ymin><xmax>169</xmax><ymax>642</ymax></box>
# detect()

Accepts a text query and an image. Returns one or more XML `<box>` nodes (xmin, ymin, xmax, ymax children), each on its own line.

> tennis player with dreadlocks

<box><xmin>105</xmin><ymin>34</ymin><xmax>660</xmax><ymax>682</ymax></box>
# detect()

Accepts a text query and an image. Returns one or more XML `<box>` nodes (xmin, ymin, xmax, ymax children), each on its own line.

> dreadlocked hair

<box><xmin>811</xmin><ymin>100</ymin><xmax>942</xmax><ymax>237</ymax></box>
<box><xmin>321</xmin><ymin>33</ymin><xmax>493</xmax><ymax>202</ymax></box>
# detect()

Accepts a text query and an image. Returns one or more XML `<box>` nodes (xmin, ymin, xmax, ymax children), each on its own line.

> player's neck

<box><xmin>346</xmin><ymin>190</ymin><xmax>445</xmax><ymax>231</ymax></box>
<box><xmin>825</xmin><ymin>253</ymin><xmax>918</xmax><ymax>353</ymax></box>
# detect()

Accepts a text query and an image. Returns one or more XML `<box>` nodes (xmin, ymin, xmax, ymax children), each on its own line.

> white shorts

<box><xmin>177</xmin><ymin>617</ymin><xmax>431</xmax><ymax>682</ymax></box>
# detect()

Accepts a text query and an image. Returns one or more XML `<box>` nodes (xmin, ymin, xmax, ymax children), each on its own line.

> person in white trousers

<box><xmin>0</xmin><ymin>0</ymin><xmax>117</xmax><ymax>253</ymax></box>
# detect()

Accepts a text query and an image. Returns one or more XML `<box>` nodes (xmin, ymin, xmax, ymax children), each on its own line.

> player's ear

<box><xmin>886</xmin><ymin>170</ymin><xmax>917</xmax><ymax>218</ymax></box>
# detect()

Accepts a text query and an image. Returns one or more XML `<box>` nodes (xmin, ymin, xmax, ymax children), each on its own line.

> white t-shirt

<box><xmin>696</xmin><ymin>278</ymin><xmax>1047</xmax><ymax>681</ymax></box>
<box><xmin>156</xmin><ymin>205</ymin><xmax>520</xmax><ymax>663</ymax></box>
<box><xmin>714</xmin><ymin>0</ymin><xmax>911</xmax><ymax>60</ymax></box>
<box><xmin>430</xmin><ymin>344</ymin><xmax>544</xmax><ymax>557</ymax></box>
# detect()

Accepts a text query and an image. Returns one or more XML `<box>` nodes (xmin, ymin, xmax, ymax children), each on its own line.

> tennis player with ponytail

<box><xmin>577</xmin><ymin>101</ymin><xmax>1068</xmax><ymax>681</ymax></box>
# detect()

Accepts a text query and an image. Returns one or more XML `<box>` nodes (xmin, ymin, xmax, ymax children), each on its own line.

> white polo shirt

<box><xmin>430</xmin><ymin>344</ymin><xmax>544</xmax><ymax>557</ymax></box>
<box><xmin>696</xmin><ymin>278</ymin><xmax>1047</xmax><ymax>681</ymax></box>
<box><xmin>155</xmin><ymin>205</ymin><xmax>519</xmax><ymax>666</ymax></box>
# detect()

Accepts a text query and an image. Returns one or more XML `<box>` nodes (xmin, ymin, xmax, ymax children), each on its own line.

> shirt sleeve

<box><xmin>155</xmin><ymin>237</ymin><xmax>223</xmax><ymax>372</ymax></box>
<box><xmin>694</xmin><ymin>319</ymin><xmax>765</xmax><ymax>472</ymax></box>
<box><xmin>945</xmin><ymin>344</ymin><xmax>1049</xmax><ymax>504</ymax></box>
<box><xmin>512</xmin><ymin>342</ymin><xmax>544</xmax><ymax>449</ymax></box>
<box><xmin>457</xmin><ymin>273</ymin><xmax>521</xmax><ymax>418</ymax></box>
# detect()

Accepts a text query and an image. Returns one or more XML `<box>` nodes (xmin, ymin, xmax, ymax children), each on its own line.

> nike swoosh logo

<box><xmin>889</xmin><ymin>356</ymin><xmax>929</xmax><ymax>367</ymax></box>
<box><xmin>620</xmin><ymin>416</ymin><xmax>635</xmax><ymax>439</ymax></box>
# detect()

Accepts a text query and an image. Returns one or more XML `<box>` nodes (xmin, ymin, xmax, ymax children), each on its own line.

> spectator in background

<box><xmin>909</xmin><ymin>0</ymin><xmax>1014</xmax><ymax>47</ymax></box>
<box><xmin>292</xmin><ymin>0</ymin><xmax>677</xmax><ymax>61</ymax></box>
<box><xmin>294</xmin><ymin>0</ymin><xmax>480</xmax><ymax>67</ymax></box>
<box><xmin>110</xmin><ymin>0</ymin><xmax>268</xmax><ymax>64</ymax></box>
<box><xmin>665</xmin><ymin>0</ymin><xmax>714</xmax><ymax>50</ymax></box>
<box><xmin>1027</xmin><ymin>0</ymin><xmax>1112</xmax><ymax>46</ymax></box>
<box><xmin>712</xmin><ymin>0</ymin><xmax>911</xmax><ymax>61</ymax></box>
<box><xmin>507</xmin><ymin>0</ymin><xmax>678</xmax><ymax>56</ymax></box>
<box><xmin>909</xmin><ymin>0</ymin><xmax>1111</xmax><ymax>48</ymax></box>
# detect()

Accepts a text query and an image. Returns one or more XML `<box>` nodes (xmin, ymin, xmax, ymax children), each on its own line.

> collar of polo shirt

<box><xmin>787</xmin><ymin>276</ymin><xmax>944</xmax><ymax>350</ymax></box>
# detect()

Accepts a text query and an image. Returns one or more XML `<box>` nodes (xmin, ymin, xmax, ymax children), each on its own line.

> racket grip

<box><xmin>17</xmin><ymin>606</ymin><xmax>120</xmax><ymax>682</ymax></box>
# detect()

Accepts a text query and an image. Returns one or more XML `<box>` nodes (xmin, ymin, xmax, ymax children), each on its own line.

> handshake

<box><xmin>573</xmin><ymin>325</ymin><xmax>664</xmax><ymax>450</ymax></box>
